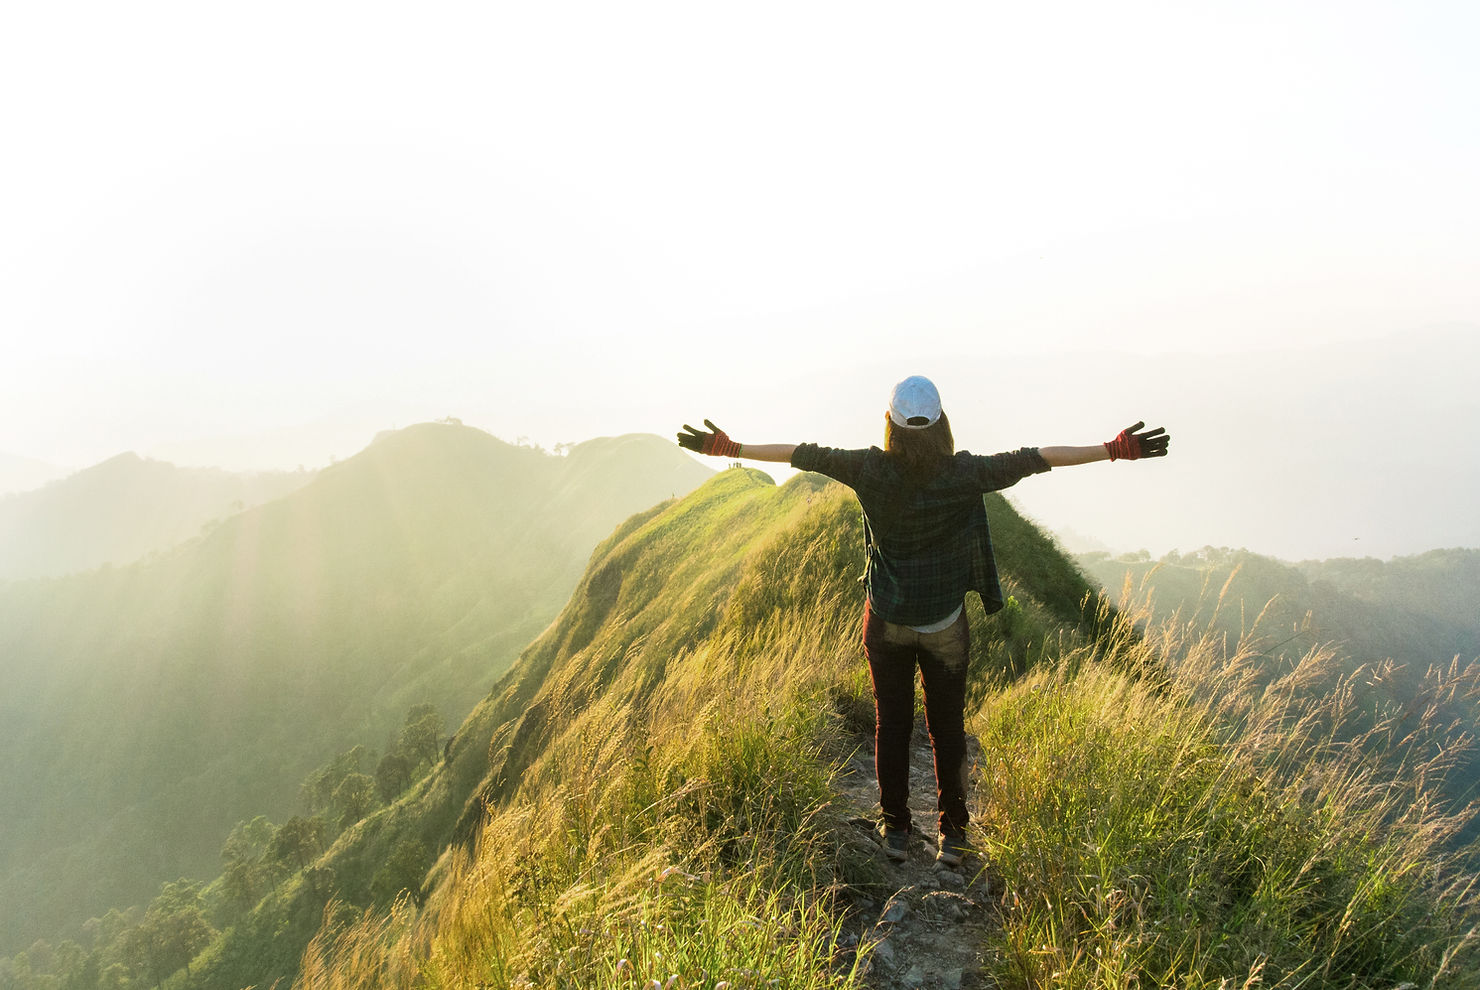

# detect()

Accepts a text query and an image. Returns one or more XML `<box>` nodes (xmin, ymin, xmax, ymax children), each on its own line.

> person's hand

<box><xmin>1104</xmin><ymin>422</ymin><xmax>1170</xmax><ymax>461</ymax></box>
<box><xmin>677</xmin><ymin>419</ymin><xmax>742</xmax><ymax>458</ymax></box>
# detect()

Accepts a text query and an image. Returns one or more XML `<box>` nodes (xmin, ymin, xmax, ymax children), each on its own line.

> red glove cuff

<box><xmin>1104</xmin><ymin>432</ymin><xmax>1139</xmax><ymax>461</ymax></box>
<box><xmin>706</xmin><ymin>432</ymin><xmax>741</xmax><ymax>458</ymax></box>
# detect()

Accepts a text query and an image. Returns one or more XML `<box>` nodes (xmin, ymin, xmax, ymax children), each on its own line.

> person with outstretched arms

<box><xmin>677</xmin><ymin>375</ymin><xmax>1170</xmax><ymax>867</ymax></box>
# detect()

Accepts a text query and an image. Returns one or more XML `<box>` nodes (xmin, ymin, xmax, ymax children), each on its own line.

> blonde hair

<box><xmin>884</xmin><ymin>410</ymin><xmax>954</xmax><ymax>483</ymax></box>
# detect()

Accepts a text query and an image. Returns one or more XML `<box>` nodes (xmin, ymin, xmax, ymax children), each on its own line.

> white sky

<box><xmin>2</xmin><ymin>1</ymin><xmax>1477</xmax><ymax>558</ymax></box>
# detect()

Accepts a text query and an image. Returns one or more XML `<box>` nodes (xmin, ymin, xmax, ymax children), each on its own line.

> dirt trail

<box><xmin>833</xmin><ymin>728</ymin><xmax>998</xmax><ymax>989</ymax></box>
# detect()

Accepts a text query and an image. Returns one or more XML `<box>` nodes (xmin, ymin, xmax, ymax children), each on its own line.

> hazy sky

<box><xmin>3</xmin><ymin>2</ymin><xmax>1476</xmax><ymax>558</ymax></box>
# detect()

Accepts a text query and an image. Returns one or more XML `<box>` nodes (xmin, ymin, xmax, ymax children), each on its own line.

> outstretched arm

<box><xmin>1039</xmin><ymin>444</ymin><xmax>1112</xmax><ymax>468</ymax></box>
<box><xmin>735</xmin><ymin>443</ymin><xmax>798</xmax><ymax>463</ymax></box>
<box><xmin>1041</xmin><ymin>422</ymin><xmax>1170</xmax><ymax>468</ymax></box>
<box><xmin>677</xmin><ymin>421</ymin><xmax>796</xmax><ymax>463</ymax></box>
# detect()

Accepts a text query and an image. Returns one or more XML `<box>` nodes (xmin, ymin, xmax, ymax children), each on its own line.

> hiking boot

<box><xmin>879</xmin><ymin>826</ymin><xmax>910</xmax><ymax>862</ymax></box>
<box><xmin>936</xmin><ymin>832</ymin><xmax>969</xmax><ymax>868</ymax></box>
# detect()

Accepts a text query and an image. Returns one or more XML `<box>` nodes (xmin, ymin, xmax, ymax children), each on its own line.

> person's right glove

<box><xmin>1104</xmin><ymin>422</ymin><xmax>1170</xmax><ymax>461</ymax></box>
<box><xmin>677</xmin><ymin>420</ymin><xmax>742</xmax><ymax>458</ymax></box>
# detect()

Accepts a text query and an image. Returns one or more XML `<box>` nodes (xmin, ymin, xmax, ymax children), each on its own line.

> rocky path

<box><xmin>833</xmin><ymin>730</ymin><xmax>998</xmax><ymax>989</ymax></box>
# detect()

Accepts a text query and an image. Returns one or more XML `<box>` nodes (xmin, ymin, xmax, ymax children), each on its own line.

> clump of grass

<box><xmin>293</xmin><ymin>484</ymin><xmax>878</xmax><ymax>990</ymax></box>
<box><xmin>296</xmin><ymin>897</ymin><xmax>422</xmax><ymax>990</ymax></box>
<box><xmin>974</xmin><ymin>599</ymin><xmax>1480</xmax><ymax>988</ymax></box>
<box><xmin>297</xmin><ymin>701</ymin><xmax>866</xmax><ymax>990</ymax></box>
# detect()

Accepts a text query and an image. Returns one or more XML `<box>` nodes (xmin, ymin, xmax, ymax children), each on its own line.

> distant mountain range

<box><xmin>0</xmin><ymin>453</ymin><xmax>314</xmax><ymax>580</ymax></box>
<box><xmin>1076</xmin><ymin>546</ymin><xmax>1480</xmax><ymax>670</ymax></box>
<box><xmin>0</xmin><ymin>423</ymin><xmax>712</xmax><ymax>952</ymax></box>
<box><xmin>0</xmin><ymin>451</ymin><xmax>69</xmax><ymax>497</ymax></box>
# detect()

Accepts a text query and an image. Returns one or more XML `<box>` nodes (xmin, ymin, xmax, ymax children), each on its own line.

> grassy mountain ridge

<box><xmin>0</xmin><ymin>424</ymin><xmax>712</xmax><ymax>953</ymax></box>
<box><xmin>11</xmin><ymin>464</ymin><xmax>1477</xmax><ymax>987</ymax></box>
<box><xmin>274</xmin><ymin>477</ymin><xmax>1475</xmax><ymax>989</ymax></box>
<box><xmin>179</xmin><ymin>469</ymin><xmax>1108</xmax><ymax>990</ymax></box>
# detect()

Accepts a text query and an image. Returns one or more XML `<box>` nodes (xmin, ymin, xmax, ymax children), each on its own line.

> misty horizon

<box><xmin>5</xmin><ymin>319</ymin><xmax>1478</xmax><ymax>566</ymax></box>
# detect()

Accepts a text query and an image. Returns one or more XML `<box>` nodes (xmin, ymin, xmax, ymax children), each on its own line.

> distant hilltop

<box><xmin>0</xmin><ymin>450</ymin><xmax>70</xmax><ymax>495</ymax></box>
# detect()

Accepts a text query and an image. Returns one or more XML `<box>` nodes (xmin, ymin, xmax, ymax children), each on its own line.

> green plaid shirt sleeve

<box><xmin>789</xmin><ymin>443</ymin><xmax>870</xmax><ymax>486</ymax></box>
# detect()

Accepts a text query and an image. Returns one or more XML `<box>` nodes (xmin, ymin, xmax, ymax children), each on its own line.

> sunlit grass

<box><xmin>974</xmin><ymin>598</ymin><xmax>1480</xmax><ymax>988</ymax></box>
<box><xmin>296</xmin><ymin>479</ymin><xmax>876</xmax><ymax>989</ymax></box>
<box><xmin>299</xmin><ymin>702</ymin><xmax>869</xmax><ymax>990</ymax></box>
<box><xmin>294</xmin><ymin>477</ymin><xmax>1480</xmax><ymax>990</ymax></box>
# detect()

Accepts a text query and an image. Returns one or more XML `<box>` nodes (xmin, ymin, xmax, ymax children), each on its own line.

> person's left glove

<box><xmin>677</xmin><ymin>419</ymin><xmax>741</xmax><ymax>458</ymax></box>
<box><xmin>1104</xmin><ymin>421</ymin><xmax>1170</xmax><ymax>461</ymax></box>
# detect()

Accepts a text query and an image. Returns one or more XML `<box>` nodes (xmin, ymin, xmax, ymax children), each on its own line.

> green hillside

<box><xmin>1296</xmin><ymin>548</ymin><xmax>1480</xmax><ymax>646</ymax></box>
<box><xmin>299</xmin><ymin>480</ymin><xmax>1477</xmax><ymax>989</ymax></box>
<box><xmin>0</xmin><ymin>452</ymin><xmax>314</xmax><ymax>580</ymax></box>
<box><xmin>93</xmin><ymin>469</ymin><xmax>1097</xmax><ymax>990</ymax></box>
<box><xmin>0</xmin><ymin>424</ymin><xmax>712</xmax><ymax>954</ymax></box>
<box><xmin>8</xmin><ymin>468</ymin><xmax>1477</xmax><ymax>989</ymax></box>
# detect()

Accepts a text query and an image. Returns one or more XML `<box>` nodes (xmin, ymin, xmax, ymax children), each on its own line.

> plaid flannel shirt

<box><xmin>790</xmin><ymin>444</ymin><xmax>1051</xmax><ymax>626</ymax></box>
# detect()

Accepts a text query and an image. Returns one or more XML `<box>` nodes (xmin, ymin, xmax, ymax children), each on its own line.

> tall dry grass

<box><xmin>295</xmin><ymin>478</ymin><xmax>1480</xmax><ymax>990</ymax></box>
<box><xmin>296</xmin><ymin>660</ymin><xmax>870</xmax><ymax>989</ymax></box>
<box><xmin>974</xmin><ymin>590</ymin><xmax>1480</xmax><ymax>988</ymax></box>
<box><xmin>294</xmin><ymin>486</ymin><xmax>878</xmax><ymax>990</ymax></box>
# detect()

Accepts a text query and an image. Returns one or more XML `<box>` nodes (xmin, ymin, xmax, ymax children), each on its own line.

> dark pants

<box><xmin>862</xmin><ymin>601</ymin><xmax>971</xmax><ymax>838</ymax></box>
